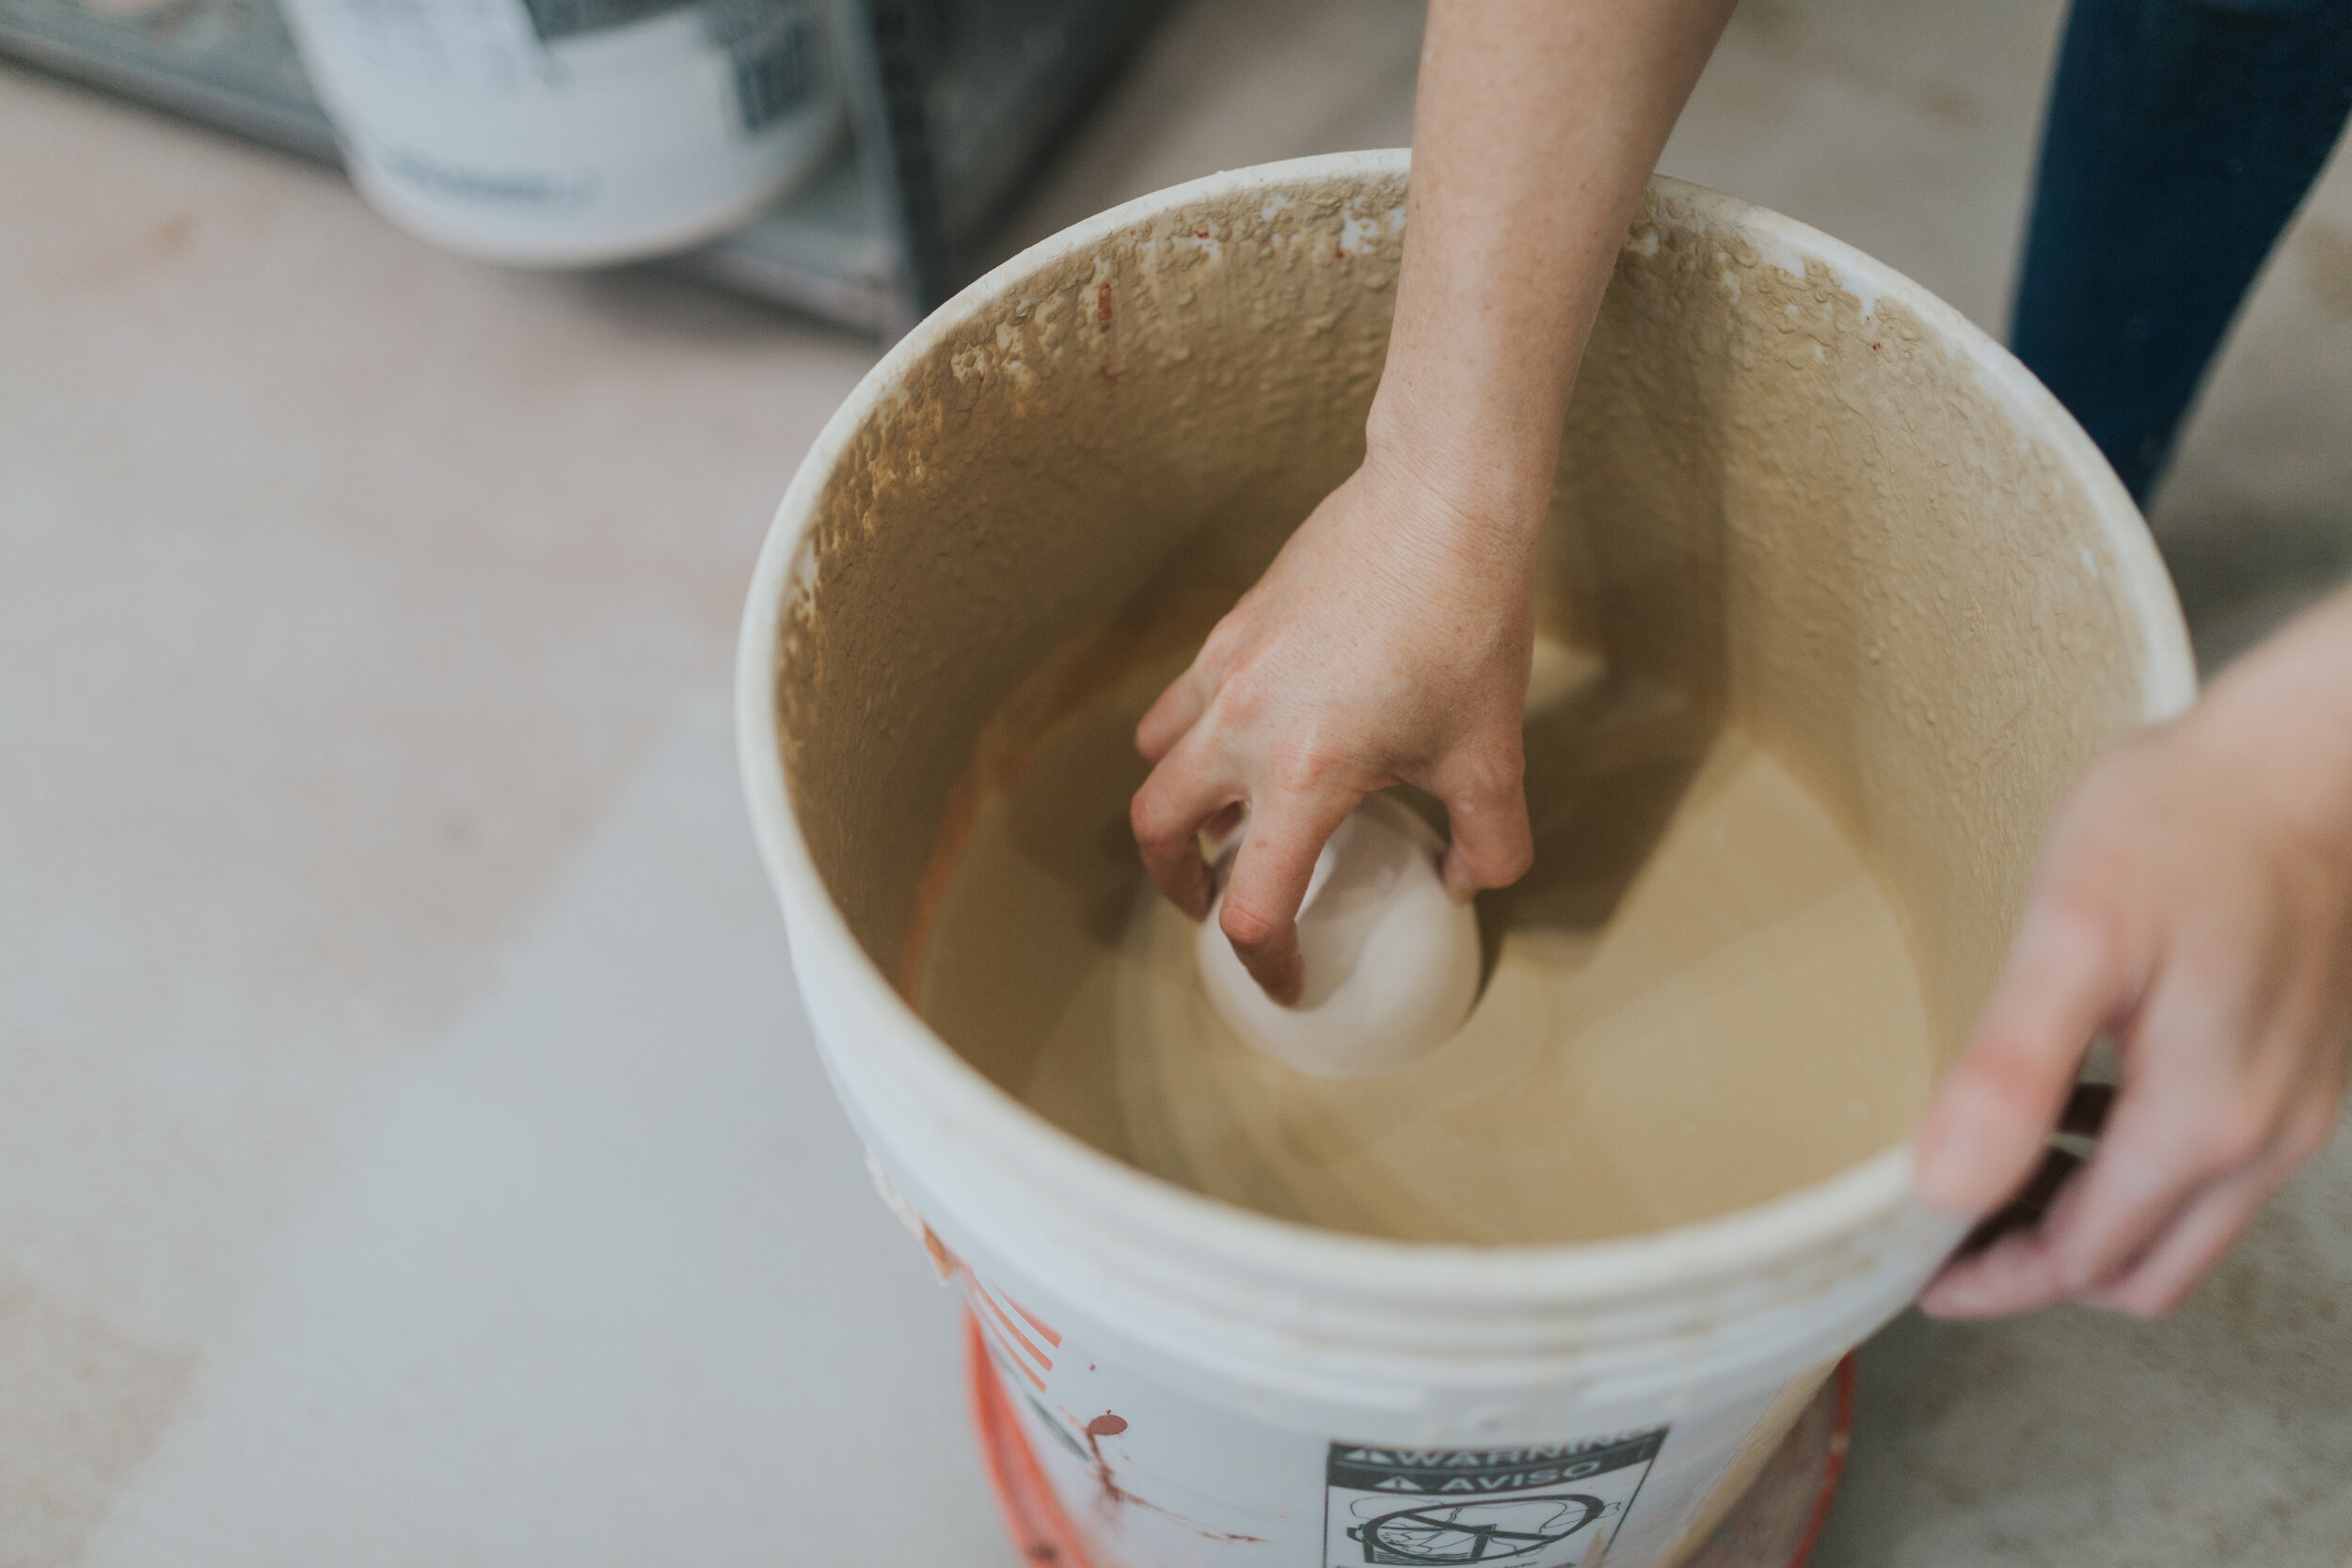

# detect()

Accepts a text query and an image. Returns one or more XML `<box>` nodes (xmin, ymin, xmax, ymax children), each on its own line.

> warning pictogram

<box><xmin>1324</xmin><ymin>1430</ymin><xmax>1665</xmax><ymax>1566</ymax></box>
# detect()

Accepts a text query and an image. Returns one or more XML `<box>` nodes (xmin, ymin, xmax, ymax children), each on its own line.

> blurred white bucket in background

<box><xmin>282</xmin><ymin>0</ymin><xmax>839</xmax><ymax>266</ymax></box>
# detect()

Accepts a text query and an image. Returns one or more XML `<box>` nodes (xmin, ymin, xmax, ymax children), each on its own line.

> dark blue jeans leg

<box><xmin>2010</xmin><ymin>0</ymin><xmax>2352</xmax><ymax>505</ymax></box>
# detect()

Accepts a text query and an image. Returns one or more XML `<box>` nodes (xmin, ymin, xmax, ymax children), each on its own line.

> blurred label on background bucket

<box><xmin>280</xmin><ymin>0</ymin><xmax>839</xmax><ymax>265</ymax></box>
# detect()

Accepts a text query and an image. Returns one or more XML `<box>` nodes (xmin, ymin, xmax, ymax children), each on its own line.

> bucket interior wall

<box><xmin>769</xmin><ymin>167</ymin><xmax>2155</xmax><ymax>1099</ymax></box>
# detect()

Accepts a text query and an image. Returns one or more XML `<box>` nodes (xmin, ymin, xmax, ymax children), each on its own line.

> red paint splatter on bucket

<box><xmin>1078</xmin><ymin>1404</ymin><xmax>1262</xmax><ymax>1541</ymax></box>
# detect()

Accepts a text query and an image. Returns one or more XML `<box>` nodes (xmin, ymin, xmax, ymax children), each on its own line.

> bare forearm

<box><xmin>1129</xmin><ymin>0</ymin><xmax>1741</xmax><ymax>989</ymax></box>
<box><xmin>1370</xmin><ymin>0</ymin><xmax>1736</xmax><ymax>531</ymax></box>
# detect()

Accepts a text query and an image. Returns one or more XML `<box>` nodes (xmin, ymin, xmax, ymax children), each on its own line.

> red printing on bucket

<box><xmin>969</xmin><ymin>1270</ymin><xmax>1057</xmax><ymax>1387</ymax></box>
<box><xmin>966</xmin><ymin>1308</ymin><xmax>1092</xmax><ymax>1564</ymax></box>
<box><xmin>961</xmin><ymin>1309</ymin><xmax>1858</xmax><ymax>1568</ymax></box>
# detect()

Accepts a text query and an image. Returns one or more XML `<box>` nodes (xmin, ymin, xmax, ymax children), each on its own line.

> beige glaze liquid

<box><xmin>914</xmin><ymin>648</ymin><xmax>1934</xmax><ymax>1245</ymax></box>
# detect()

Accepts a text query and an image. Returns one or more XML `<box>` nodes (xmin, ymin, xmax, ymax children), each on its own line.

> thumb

<box><xmin>1915</xmin><ymin>901</ymin><xmax>2137</xmax><ymax>1216</ymax></box>
<box><xmin>1429</xmin><ymin>745</ymin><xmax>1534</xmax><ymax>901</ymax></box>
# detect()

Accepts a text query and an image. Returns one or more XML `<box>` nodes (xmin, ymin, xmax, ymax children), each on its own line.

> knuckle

<box><xmin>1435</xmin><ymin>734</ymin><xmax>1522</xmax><ymax>802</ymax></box>
<box><xmin>1959</xmin><ymin>1044</ymin><xmax>2066</xmax><ymax>1121</ymax></box>
<box><xmin>2189</xmin><ymin>1102</ymin><xmax>2272</xmax><ymax>1175</ymax></box>
<box><xmin>2108</xmin><ymin>1279</ymin><xmax>2185</xmax><ymax>1320</ymax></box>
<box><xmin>1489</xmin><ymin>836</ymin><xmax>1536</xmax><ymax>884</ymax></box>
<box><xmin>1219</xmin><ymin>899</ymin><xmax>1280</xmax><ymax>953</ymax></box>
<box><xmin>2003</xmin><ymin>1237</ymin><xmax>2083</xmax><ymax>1305</ymax></box>
<box><xmin>2063</xmin><ymin>736</ymin><xmax>2167</xmax><ymax>830</ymax></box>
<box><xmin>2068</xmin><ymin>1250</ymin><xmax>2148</xmax><ymax>1306</ymax></box>
<box><xmin>1199</xmin><ymin>614</ymin><xmax>1249</xmax><ymax>671</ymax></box>
<box><xmin>2280</xmin><ymin>1099</ymin><xmax>2341</xmax><ymax>1168</ymax></box>
<box><xmin>1129</xmin><ymin>787</ymin><xmax>1188</xmax><ymax>850</ymax></box>
<box><xmin>1458</xmin><ymin>737</ymin><xmax>1528</xmax><ymax>799</ymax></box>
<box><xmin>2026</xmin><ymin>894</ymin><xmax>2122</xmax><ymax>979</ymax></box>
<box><xmin>1216</xmin><ymin>662</ymin><xmax>1277</xmax><ymax>728</ymax></box>
<box><xmin>1263</xmin><ymin>734</ymin><xmax>1339</xmax><ymax>799</ymax></box>
<box><xmin>1459</xmin><ymin>820</ymin><xmax>1534</xmax><ymax>885</ymax></box>
<box><xmin>2048</xmin><ymin>1230</ymin><xmax>2114</xmax><ymax>1296</ymax></box>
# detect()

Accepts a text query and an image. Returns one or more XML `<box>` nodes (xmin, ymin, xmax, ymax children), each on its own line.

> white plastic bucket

<box><xmin>282</xmin><ymin>0</ymin><xmax>839</xmax><ymax>266</ymax></box>
<box><xmin>737</xmin><ymin>152</ymin><xmax>2195</xmax><ymax>1568</ymax></box>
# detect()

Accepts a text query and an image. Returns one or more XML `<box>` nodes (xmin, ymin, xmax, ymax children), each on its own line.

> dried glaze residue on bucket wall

<box><xmin>772</xmin><ymin>178</ymin><xmax>1406</xmax><ymax>995</ymax></box>
<box><xmin>1556</xmin><ymin>187</ymin><xmax>2156</xmax><ymax>1059</ymax></box>
<box><xmin>771</xmin><ymin>171</ymin><xmax>2163</xmax><ymax>1095</ymax></box>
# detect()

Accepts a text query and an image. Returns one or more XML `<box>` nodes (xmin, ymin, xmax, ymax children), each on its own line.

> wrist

<box><xmin>2185</xmin><ymin>587</ymin><xmax>2352</xmax><ymax>833</ymax></box>
<box><xmin>2205</xmin><ymin>583</ymin><xmax>2352</xmax><ymax>732</ymax></box>
<box><xmin>1359</xmin><ymin>402</ymin><xmax>1556</xmax><ymax>547</ymax></box>
<box><xmin>1352</xmin><ymin>436</ymin><xmax>1549</xmax><ymax>573</ymax></box>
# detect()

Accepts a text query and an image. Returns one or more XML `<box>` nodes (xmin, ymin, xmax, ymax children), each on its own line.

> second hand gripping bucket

<box><xmin>738</xmin><ymin>152</ymin><xmax>2194</xmax><ymax>1568</ymax></box>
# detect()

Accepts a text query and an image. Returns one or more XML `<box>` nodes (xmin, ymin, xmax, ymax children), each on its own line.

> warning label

<box><xmin>1323</xmin><ymin>1429</ymin><xmax>1666</xmax><ymax>1566</ymax></box>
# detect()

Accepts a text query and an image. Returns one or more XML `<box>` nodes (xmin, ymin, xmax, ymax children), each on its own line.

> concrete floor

<box><xmin>2</xmin><ymin>0</ymin><xmax>2347</xmax><ymax>1564</ymax></box>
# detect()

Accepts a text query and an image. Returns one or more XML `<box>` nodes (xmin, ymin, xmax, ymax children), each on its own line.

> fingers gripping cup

<box><xmin>1198</xmin><ymin>798</ymin><xmax>1481</xmax><ymax>1076</ymax></box>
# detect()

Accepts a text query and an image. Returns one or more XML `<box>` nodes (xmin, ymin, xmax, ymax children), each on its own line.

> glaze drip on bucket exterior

<box><xmin>738</xmin><ymin>152</ymin><xmax>2194</xmax><ymax>1567</ymax></box>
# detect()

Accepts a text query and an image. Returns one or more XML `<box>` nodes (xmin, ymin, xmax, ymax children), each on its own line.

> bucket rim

<box><xmin>736</xmin><ymin>150</ymin><xmax>2197</xmax><ymax>1309</ymax></box>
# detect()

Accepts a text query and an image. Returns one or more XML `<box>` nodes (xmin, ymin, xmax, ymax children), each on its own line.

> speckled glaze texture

<box><xmin>1573</xmin><ymin>186</ymin><xmax>2173</xmax><ymax>1064</ymax></box>
<box><xmin>770</xmin><ymin>161</ymin><xmax>2188</xmax><ymax>1084</ymax></box>
<box><xmin>773</xmin><ymin>171</ymin><xmax>1406</xmax><ymax>974</ymax></box>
